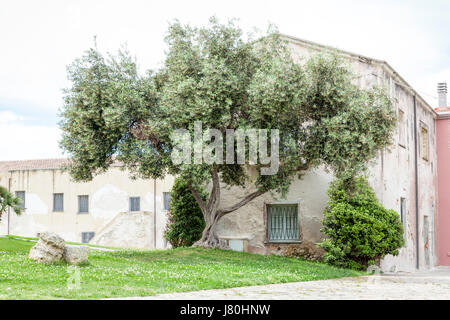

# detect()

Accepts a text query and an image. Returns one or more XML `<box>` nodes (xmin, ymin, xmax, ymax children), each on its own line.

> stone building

<box><xmin>0</xmin><ymin>35</ymin><xmax>448</xmax><ymax>272</ymax></box>
<box><xmin>216</xmin><ymin>35</ymin><xmax>440</xmax><ymax>272</ymax></box>
<box><xmin>0</xmin><ymin>159</ymin><xmax>174</xmax><ymax>249</ymax></box>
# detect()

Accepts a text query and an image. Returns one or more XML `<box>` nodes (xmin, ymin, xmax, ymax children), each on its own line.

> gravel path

<box><xmin>114</xmin><ymin>267</ymin><xmax>450</xmax><ymax>300</ymax></box>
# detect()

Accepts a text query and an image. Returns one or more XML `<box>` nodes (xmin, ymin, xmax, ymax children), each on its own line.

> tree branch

<box><xmin>217</xmin><ymin>189</ymin><xmax>265</xmax><ymax>216</ymax></box>
<box><xmin>206</xmin><ymin>167</ymin><xmax>220</xmax><ymax>213</ymax></box>
<box><xmin>187</xmin><ymin>182</ymin><xmax>208</xmax><ymax>221</ymax></box>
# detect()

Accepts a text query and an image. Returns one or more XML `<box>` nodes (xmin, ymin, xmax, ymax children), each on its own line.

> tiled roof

<box><xmin>0</xmin><ymin>158</ymin><xmax>70</xmax><ymax>172</ymax></box>
<box><xmin>0</xmin><ymin>158</ymin><xmax>124</xmax><ymax>172</ymax></box>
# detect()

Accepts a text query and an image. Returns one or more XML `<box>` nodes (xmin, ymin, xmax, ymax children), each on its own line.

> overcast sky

<box><xmin>1</xmin><ymin>0</ymin><xmax>449</xmax><ymax>161</ymax></box>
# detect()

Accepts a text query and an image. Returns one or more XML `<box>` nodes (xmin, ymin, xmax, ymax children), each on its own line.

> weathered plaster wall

<box><xmin>93</xmin><ymin>211</ymin><xmax>153</xmax><ymax>248</ymax></box>
<box><xmin>217</xmin><ymin>168</ymin><xmax>332</xmax><ymax>255</ymax></box>
<box><xmin>0</xmin><ymin>166</ymin><xmax>174</xmax><ymax>249</ymax></box>
<box><xmin>436</xmin><ymin>117</ymin><xmax>450</xmax><ymax>266</ymax></box>
<box><xmin>370</xmin><ymin>82</ymin><xmax>438</xmax><ymax>272</ymax></box>
<box><xmin>217</xmin><ymin>38</ymin><xmax>438</xmax><ymax>272</ymax></box>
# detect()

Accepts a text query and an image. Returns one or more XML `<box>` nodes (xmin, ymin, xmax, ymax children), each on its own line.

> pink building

<box><xmin>436</xmin><ymin>82</ymin><xmax>450</xmax><ymax>266</ymax></box>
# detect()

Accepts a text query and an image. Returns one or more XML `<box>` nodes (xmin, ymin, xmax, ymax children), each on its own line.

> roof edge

<box><xmin>281</xmin><ymin>34</ymin><xmax>437</xmax><ymax>117</ymax></box>
<box><xmin>0</xmin><ymin>158</ymin><xmax>122</xmax><ymax>172</ymax></box>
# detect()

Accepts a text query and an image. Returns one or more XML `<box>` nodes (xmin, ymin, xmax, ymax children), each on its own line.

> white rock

<box><xmin>29</xmin><ymin>232</ymin><xmax>65</xmax><ymax>263</ymax></box>
<box><xmin>63</xmin><ymin>246</ymin><xmax>90</xmax><ymax>264</ymax></box>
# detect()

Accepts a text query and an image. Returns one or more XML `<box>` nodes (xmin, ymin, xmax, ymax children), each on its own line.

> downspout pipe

<box><xmin>413</xmin><ymin>94</ymin><xmax>420</xmax><ymax>269</ymax></box>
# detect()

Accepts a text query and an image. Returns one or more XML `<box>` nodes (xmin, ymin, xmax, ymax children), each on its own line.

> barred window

<box><xmin>163</xmin><ymin>192</ymin><xmax>171</xmax><ymax>211</ymax></box>
<box><xmin>78</xmin><ymin>195</ymin><xmax>89</xmax><ymax>213</ymax></box>
<box><xmin>81</xmin><ymin>232</ymin><xmax>95</xmax><ymax>243</ymax></box>
<box><xmin>15</xmin><ymin>191</ymin><xmax>25</xmax><ymax>210</ymax></box>
<box><xmin>53</xmin><ymin>193</ymin><xmax>64</xmax><ymax>212</ymax></box>
<box><xmin>267</xmin><ymin>203</ymin><xmax>299</xmax><ymax>242</ymax></box>
<box><xmin>129</xmin><ymin>197</ymin><xmax>140</xmax><ymax>212</ymax></box>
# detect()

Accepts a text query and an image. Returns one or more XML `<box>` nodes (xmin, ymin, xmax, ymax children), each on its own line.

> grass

<box><xmin>4</xmin><ymin>234</ymin><xmax>120</xmax><ymax>250</ymax></box>
<box><xmin>0</xmin><ymin>236</ymin><xmax>364</xmax><ymax>299</ymax></box>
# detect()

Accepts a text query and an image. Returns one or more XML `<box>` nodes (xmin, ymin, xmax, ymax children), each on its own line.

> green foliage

<box><xmin>319</xmin><ymin>176</ymin><xmax>405</xmax><ymax>270</ymax></box>
<box><xmin>0</xmin><ymin>186</ymin><xmax>21</xmax><ymax>221</ymax></box>
<box><xmin>165</xmin><ymin>178</ymin><xmax>206</xmax><ymax>247</ymax></box>
<box><xmin>60</xmin><ymin>17</ymin><xmax>396</xmax><ymax>218</ymax></box>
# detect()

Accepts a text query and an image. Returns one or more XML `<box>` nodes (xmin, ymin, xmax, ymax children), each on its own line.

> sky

<box><xmin>1</xmin><ymin>0</ymin><xmax>449</xmax><ymax>161</ymax></box>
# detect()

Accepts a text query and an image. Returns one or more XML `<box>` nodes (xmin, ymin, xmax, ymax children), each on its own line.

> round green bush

<box><xmin>164</xmin><ymin>178</ymin><xmax>206</xmax><ymax>248</ymax></box>
<box><xmin>319</xmin><ymin>176</ymin><xmax>405</xmax><ymax>270</ymax></box>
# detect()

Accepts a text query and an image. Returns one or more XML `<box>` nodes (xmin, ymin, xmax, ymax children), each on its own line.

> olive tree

<box><xmin>60</xmin><ymin>18</ymin><xmax>396</xmax><ymax>248</ymax></box>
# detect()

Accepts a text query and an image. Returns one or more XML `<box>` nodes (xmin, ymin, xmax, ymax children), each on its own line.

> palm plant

<box><xmin>0</xmin><ymin>186</ymin><xmax>21</xmax><ymax>222</ymax></box>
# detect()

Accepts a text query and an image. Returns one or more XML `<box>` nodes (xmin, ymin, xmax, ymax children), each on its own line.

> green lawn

<box><xmin>0</xmin><ymin>235</ymin><xmax>364</xmax><ymax>299</ymax></box>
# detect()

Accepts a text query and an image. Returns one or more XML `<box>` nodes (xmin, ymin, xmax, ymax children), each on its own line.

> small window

<box><xmin>163</xmin><ymin>192</ymin><xmax>171</xmax><ymax>211</ymax></box>
<box><xmin>78</xmin><ymin>195</ymin><xmax>89</xmax><ymax>214</ymax></box>
<box><xmin>400</xmin><ymin>197</ymin><xmax>406</xmax><ymax>224</ymax></box>
<box><xmin>421</xmin><ymin>126</ymin><xmax>429</xmax><ymax>161</ymax></box>
<box><xmin>15</xmin><ymin>191</ymin><xmax>25</xmax><ymax>210</ymax></box>
<box><xmin>53</xmin><ymin>193</ymin><xmax>64</xmax><ymax>212</ymax></box>
<box><xmin>266</xmin><ymin>203</ymin><xmax>299</xmax><ymax>242</ymax></box>
<box><xmin>400</xmin><ymin>198</ymin><xmax>407</xmax><ymax>242</ymax></box>
<box><xmin>81</xmin><ymin>232</ymin><xmax>95</xmax><ymax>244</ymax></box>
<box><xmin>398</xmin><ymin>109</ymin><xmax>406</xmax><ymax>148</ymax></box>
<box><xmin>129</xmin><ymin>197</ymin><xmax>140</xmax><ymax>212</ymax></box>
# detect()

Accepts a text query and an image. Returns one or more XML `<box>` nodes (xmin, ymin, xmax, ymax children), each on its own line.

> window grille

<box><xmin>267</xmin><ymin>203</ymin><xmax>299</xmax><ymax>242</ymax></box>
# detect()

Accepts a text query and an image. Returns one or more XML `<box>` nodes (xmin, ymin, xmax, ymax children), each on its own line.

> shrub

<box><xmin>164</xmin><ymin>178</ymin><xmax>206</xmax><ymax>248</ymax></box>
<box><xmin>318</xmin><ymin>176</ymin><xmax>404</xmax><ymax>270</ymax></box>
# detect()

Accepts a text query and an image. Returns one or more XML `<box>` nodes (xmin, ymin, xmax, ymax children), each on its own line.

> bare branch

<box><xmin>218</xmin><ymin>189</ymin><xmax>265</xmax><ymax>216</ymax></box>
<box><xmin>187</xmin><ymin>182</ymin><xmax>208</xmax><ymax>221</ymax></box>
<box><xmin>206</xmin><ymin>167</ymin><xmax>221</xmax><ymax>213</ymax></box>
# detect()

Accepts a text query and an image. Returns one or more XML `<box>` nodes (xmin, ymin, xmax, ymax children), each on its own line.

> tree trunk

<box><xmin>194</xmin><ymin>211</ymin><xmax>226</xmax><ymax>248</ymax></box>
<box><xmin>188</xmin><ymin>167</ymin><xmax>265</xmax><ymax>249</ymax></box>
